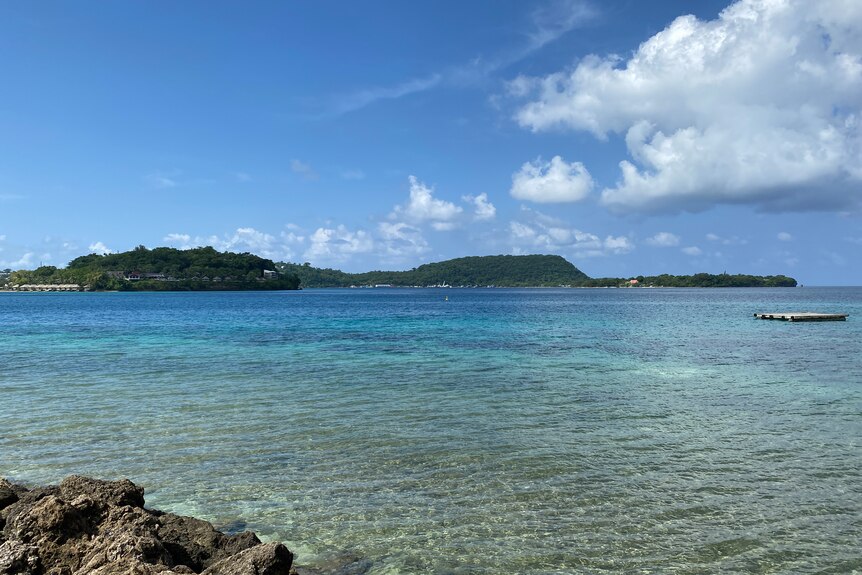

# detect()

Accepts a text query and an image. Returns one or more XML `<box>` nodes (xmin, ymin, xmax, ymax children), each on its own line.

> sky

<box><xmin>1</xmin><ymin>0</ymin><xmax>860</xmax><ymax>284</ymax></box>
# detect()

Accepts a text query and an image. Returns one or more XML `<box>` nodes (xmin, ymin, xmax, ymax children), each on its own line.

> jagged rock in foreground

<box><xmin>0</xmin><ymin>476</ymin><xmax>293</xmax><ymax>575</ymax></box>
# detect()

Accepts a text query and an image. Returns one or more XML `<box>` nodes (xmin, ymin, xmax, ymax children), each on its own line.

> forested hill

<box><xmin>278</xmin><ymin>255</ymin><xmax>589</xmax><ymax>287</ymax></box>
<box><xmin>277</xmin><ymin>254</ymin><xmax>797</xmax><ymax>288</ymax></box>
<box><xmin>9</xmin><ymin>246</ymin><xmax>300</xmax><ymax>290</ymax></box>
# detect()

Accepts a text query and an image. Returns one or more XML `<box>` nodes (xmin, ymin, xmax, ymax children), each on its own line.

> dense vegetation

<box><xmin>8</xmin><ymin>246</ymin><xmax>299</xmax><ymax>290</ymax></box>
<box><xmin>580</xmin><ymin>273</ymin><xmax>797</xmax><ymax>288</ymax></box>
<box><xmin>279</xmin><ymin>256</ymin><xmax>797</xmax><ymax>288</ymax></box>
<box><xmin>280</xmin><ymin>255</ymin><xmax>590</xmax><ymax>287</ymax></box>
<box><xmin>5</xmin><ymin>248</ymin><xmax>797</xmax><ymax>290</ymax></box>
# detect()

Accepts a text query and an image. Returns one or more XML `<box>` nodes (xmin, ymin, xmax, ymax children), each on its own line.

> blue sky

<box><xmin>1</xmin><ymin>0</ymin><xmax>860</xmax><ymax>284</ymax></box>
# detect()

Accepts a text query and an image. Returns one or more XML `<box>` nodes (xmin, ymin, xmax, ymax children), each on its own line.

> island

<box><xmin>1</xmin><ymin>249</ymin><xmax>797</xmax><ymax>291</ymax></box>
<box><xmin>5</xmin><ymin>246</ymin><xmax>300</xmax><ymax>291</ymax></box>
<box><xmin>277</xmin><ymin>255</ymin><xmax>797</xmax><ymax>288</ymax></box>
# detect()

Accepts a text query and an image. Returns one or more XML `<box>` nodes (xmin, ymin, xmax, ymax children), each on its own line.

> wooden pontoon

<box><xmin>754</xmin><ymin>312</ymin><xmax>848</xmax><ymax>322</ymax></box>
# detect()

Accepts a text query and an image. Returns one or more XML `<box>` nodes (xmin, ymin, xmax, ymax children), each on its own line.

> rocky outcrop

<box><xmin>0</xmin><ymin>476</ymin><xmax>293</xmax><ymax>575</ymax></box>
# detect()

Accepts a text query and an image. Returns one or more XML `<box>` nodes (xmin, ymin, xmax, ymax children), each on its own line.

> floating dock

<box><xmin>754</xmin><ymin>312</ymin><xmax>848</xmax><ymax>322</ymax></box>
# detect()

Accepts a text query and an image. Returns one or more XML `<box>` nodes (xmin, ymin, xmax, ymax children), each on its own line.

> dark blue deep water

<box><xmin>1</xmin><ymin>288</ymin><xmax>860</xmax><ymax>573</ymax></box>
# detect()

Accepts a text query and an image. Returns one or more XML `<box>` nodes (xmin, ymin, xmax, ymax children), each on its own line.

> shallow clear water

<box><xmin>1</xmin><ymin>288</ymin><xmax>860</xmax><ymax>574</ymax></box>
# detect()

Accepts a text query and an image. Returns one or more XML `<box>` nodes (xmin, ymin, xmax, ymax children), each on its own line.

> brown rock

<box><xmin>155</xmin><ymin>513</ymin><xmax>260</xmax><ymax>571</ymax></box>
<box><xmin>201</xmin><ymin>543</ymin><xmax>293</xmax><ymax>575</ymax></box>
<box><xmin>0</xmin><ymin>480</ymin><xmax>19</xmax><ymax>511</ymax></box>
<box><xmin>0</xmin><ymin>540</ymin><xmax>41</xmax><ymax>574</ymax></box>
<box><xmin>0</xmin><ymin>476</ymin><xmax>294</xmax><ymax>575</ymax></box>
<box><xmin>59</xmin><ymin>476</ymin><xmax>144</xmax><ymax>510</ymax></box>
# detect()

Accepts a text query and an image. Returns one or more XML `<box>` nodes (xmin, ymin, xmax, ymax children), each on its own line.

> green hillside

<box><xmin>279</xmin><ymin>254</ymin><xmax>589</xmax><ymax>287</ymax></box>
<box><xmin>10</xmin><ymin>246</ymin><xmax>300</xmax><ymax>290</ymax></box>
<box><xmin>581</xmin><ymin>272</ymin><xmax>797</xmax><ymax>288</ymax></box>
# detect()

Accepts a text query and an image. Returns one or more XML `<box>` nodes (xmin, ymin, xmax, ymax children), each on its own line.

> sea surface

<box><xmin>1</xmin><ymin>288</ymin><xmax>860</xmax><ymax>574</ymax></box>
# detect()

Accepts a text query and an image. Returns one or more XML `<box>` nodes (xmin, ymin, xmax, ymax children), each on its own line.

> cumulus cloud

<box><xmin>304</xmin><ymin>225</ymin><xmax>374</xmax><ymax>263</ymax></box>
<box><xmin>163</xmin><ymin>227</ymin><xmax>304</xmax><ymax>262</ymax></box>
<box><xmin>209</xmin><ymin>228</ymin><xmax>278</xmax><ymax>254</ymax></box>
<box><xmin>682</xmin><ymin>246</ymin><xmax>703</xmax><ymax>256</ymax></box>
<box><xmin>391</xmin><ymin>176</ymin><xmax>463</xmax><ymax>229</ymax></box>
<box><xmin>646</xmin><ymin>232</ymin><xmax>680</xmax><ymax>247</ymax></box>
<box><xmin>777</xmin><ymin>231</ymin><xmax>793</xmax><ymax>241</ymax></box>
<box><xmin>163</xmin><ymin>233</ymin><xmax>193</xmax><ymax>249</ymax></box>
<box><xmin>510</xmin><ymin>156</ymin><xmax>593</xmax><ymax>203</ymax></box>
<box><xmin>514</xmin><ymin>0</ymin><xmax>862</xmax><ymax>213</ymax></box>
<box><xmin>463</xmin><ymin>193</ymin><xmax>497</xmax><ymax>221</ymax></box>
<box><xmin>0</xmin><ymin>252</ymin><xmax>35</xmax><ymax>269</ymax></box>
<box><xmin>88</xmin><ymin>241</ymin><xmax>113</xmax><ymax>255</ymax></box>
<box><xmin>377</xmin><ymin>222</ymin><xmax>430</xmax><ymax>260</ymax></box>
<box><xmin>508</xmin><ymin>207</ymin><xmax>633</xmax><ymax>257</ymax></box>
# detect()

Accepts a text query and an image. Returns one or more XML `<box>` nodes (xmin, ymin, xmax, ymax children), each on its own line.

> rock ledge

<box><xmin>0</xmin><ymin>476</ymin><xmax>293</xmax><ymax>575</ymax></box>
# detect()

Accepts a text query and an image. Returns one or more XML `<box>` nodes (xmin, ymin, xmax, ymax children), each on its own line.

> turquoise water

<box><xmin>1</xmin><ymin>288</ymin><xmax>860</xmax><ymax>574</ymax></box>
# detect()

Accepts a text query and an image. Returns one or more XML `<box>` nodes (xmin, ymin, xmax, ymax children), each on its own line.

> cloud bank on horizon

<box><xmin>510</xmin><ymin>0</ymin><xmax>862</xmax><ymax>213</ymax></box>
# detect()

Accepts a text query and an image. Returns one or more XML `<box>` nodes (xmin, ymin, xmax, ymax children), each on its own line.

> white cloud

<box><xmin>603</xmin><ymin>235</ymin><xmax>634</xmax><ymax>254</ymax></box>
<box><xmin>290</xmin><ymin>159</ymin><xmax>317</xmax><ymax>180</ymax></box>
<box><xmin>508</xmin><ymin>207</ymin><xmax>633</xmax><ymax>257</ymax></box>
<box><xmin>329</xmin><ymin>74</ymin><xmax>443</xmax><ymax>116</ymax></box>
<box><xmin>0</xmin><ymin>235</ymin><xmax>6</xmax><ymax>241</ymax></box>
<box><xmin>646</xmin><ymin>232</ymin><xmax>680</xmax><ymax>247</ymax></box>
<box><xmin>163</xmin><ymin>233</ymin><xmax>193</xmax><ymax>249</ymax></box>
<box><xmin>511</xmin><ymin>156</ymin><xmax>593</xmax><ymax>203</ymax></box>
<box><xmin>463</xmin><ymin>193</ymin><xmax>497</xmax><ymax>221</ymax></box>
<box><xmin>163</xmin><ymin>227</ymin><xmax>304</xmax><ymax>262</ymax></box>
<box><xmin>88</xmin><ymin>241</ymin><xmax>113</xmax><ymax>255</ymax></box>
<box><xmin>682</xmin><ymin>246</ymin><xmax>703</xmax><ymax>256</ymax></box>
<box><xmin>391</xmin><ymin>176</ymin><xmax>463</xmax><ymax>228</ymax></box>
<box><xmin>233</xmin><ymin>172</ymin><xmax>253</xmax><ymax>183</ymax></box>
<box><xmin>0</xmin><ymin>252</ymin><xmax>35</xmax><ymax>269</ymax></box>
<box><xmin>377</xmin><ymin>222</ymin><xmax>430</xmax><ymax>260</ymax></box>
<box><xmin>514</xmin><ymin>0</ymin><xmax>862</xmax><ymax>213</ymax></box>
<box><xmin>777</xmin><ymin>231</ymin><xmax>793</xmax><ymax>241</ymax></box>
<box><xmin>304</xmin><ymin>225</ymin><xmax>374</xmax><ymax>263</ymax></box>
<box><xmin>327</xmin><ymin>0</ymin><xmax>595</xmax><ymax>117</ymax></box>
<box><xmin>146</xmin><ymin>172</ymin><xmax>179</xmax><ymax>189</ymax></box>
<box><xmin>705</xmin><ymin>233</ymin><xmax>747</xmax><ymax>245</ymax></box>
<box><xmin>210</xmin><ymin>227</ymin><xmax>299</xmax><ymax>261</ymax></box>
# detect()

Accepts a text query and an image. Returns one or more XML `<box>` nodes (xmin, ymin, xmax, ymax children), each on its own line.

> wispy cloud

<box><xmin>323</xmin><ymin>0</ymin><xmax>596</xmax><ymax>116</ymax></box>
<box><xmin>145</xmin><ymin>172</ymin><xmax>179</xmax><ymax>189</ymax></box>
<box><xmin>329</xmin><ymin>74</ymin><xmax>443</xmax><ymax>116</ymax></box>
<box><xmin>290</xmin><ymin>159</ymin><xmax>318</xmax><ymax>180</ymax></box>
